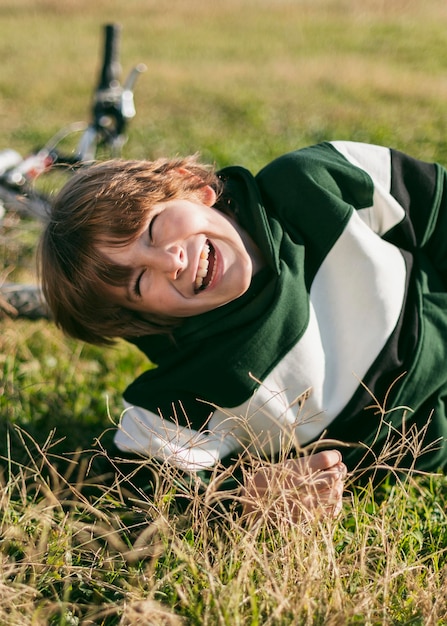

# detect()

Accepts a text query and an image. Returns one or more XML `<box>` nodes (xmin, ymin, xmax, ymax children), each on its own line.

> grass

<box><xmin>2</xmin><ymin>0</ymin><xmax>447</xmax><ymax>623</ymax></box>
<box><xmin>2</xmin><ymin>445</ymin><xmax>447</xmax><ymax>625</ymax></box>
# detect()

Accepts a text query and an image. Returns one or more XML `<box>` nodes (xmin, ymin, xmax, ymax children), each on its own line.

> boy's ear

<box><xmin>177</xmin><ymin>167</ymin><xmax>216</xmax><ymax>207</ymax></box>
<box><xmin>199</xmin><ymin>184</ymin><xmax>217</xmax><ymax>207</ymax></box>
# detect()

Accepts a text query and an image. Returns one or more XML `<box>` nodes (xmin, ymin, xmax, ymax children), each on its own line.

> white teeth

<box><xmin>195</xmin><ymin>243</ymin><xmax>210</xmax><ymax>291</ymax></box>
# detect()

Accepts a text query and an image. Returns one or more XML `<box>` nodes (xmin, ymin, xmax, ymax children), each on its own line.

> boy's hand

<box><xmin>241</xmin><ymin>450</ymin><xmax>347</xmax><ymax>523</ymax></box>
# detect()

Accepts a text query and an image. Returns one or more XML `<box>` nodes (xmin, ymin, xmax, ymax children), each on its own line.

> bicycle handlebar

<box><xmin>93</xmin><ymin>23</ymin><xmax>125</xmax><ymax>138</ymax></box>
<box><xmin>97</xmin><ymin>23</ymin><xmax>122</xmax><ymax>91</ymax></box>
<box><xmin>89</xmin><ymin>23</ymin><xmax>145</xmax><ymax>158</ymax></box>
<box><xmin>0</xmin><ymin>23</ymin><xmax>144</xmax><ymax>220</ymax></box>
<box><xmin>0</xmin><ymin>23</ymin><xmax>144</xmax><ymax>209</ymax></box>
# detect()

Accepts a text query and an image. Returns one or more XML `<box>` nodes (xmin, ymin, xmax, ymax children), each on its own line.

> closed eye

<box><xmin>133</xmin><ymin>268</ymin><xmax>146</xmax><ymax>297</ymax></box>
<box><xmin>131</xmin><ymin>212</ymin><xmax>159</xmax><ymax>297</ymax></box>
<box><xmin>148</xmin><ymin>213</ymin><xmax>159</xmax><ymax>242</ymax></box>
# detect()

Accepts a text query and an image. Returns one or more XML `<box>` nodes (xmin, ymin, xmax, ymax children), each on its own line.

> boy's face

<box><xmin>98</xmin><ymin>186</ymin><xmax>262</xmax><ymax>318</ymax></box>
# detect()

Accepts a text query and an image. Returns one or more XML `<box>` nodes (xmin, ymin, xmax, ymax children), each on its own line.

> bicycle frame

<box><xmin>0</xmin><ymin>23</ymin><xmax>145</xmax><ymax>220</ymax></box>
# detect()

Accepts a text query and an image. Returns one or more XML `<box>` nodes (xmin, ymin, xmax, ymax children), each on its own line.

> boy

<box><xmin>40</xmin><ymin>140</ymin><xmax>447</xmax><ymax>517</ymax></box>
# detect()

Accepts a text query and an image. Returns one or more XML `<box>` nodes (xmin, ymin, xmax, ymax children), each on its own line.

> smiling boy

<box><xmin>98</xmin><ymin>190</ymin><xmax>264</xmax><ymax>318</ymax></box>
<box><xmin>40</xmin><ymin>140</ymin><xmax>447</xmax><ymax>517</ymax></box>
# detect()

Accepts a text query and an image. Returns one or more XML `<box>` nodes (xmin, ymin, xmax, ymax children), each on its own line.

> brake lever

<box><xmin>121</xmin><ymin>64</ymin><xmax>147</xmax><ymax>119</ymax></box>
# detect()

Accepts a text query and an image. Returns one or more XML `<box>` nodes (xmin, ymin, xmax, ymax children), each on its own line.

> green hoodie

<box><xmin>116</xmin><ymin>141</ymin><xmax>447</xmax><ymax>476</ymax></box>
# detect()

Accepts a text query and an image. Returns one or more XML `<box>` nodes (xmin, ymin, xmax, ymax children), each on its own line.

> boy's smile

<box><xmin>195</xmin><ymin>240</ymin><xmax>217</xmax><ymax>292</ymax></box>
<box><xmin>98</xmin><ymin>187</ymin><xmax>264</xmax><ymax>318</ymax></box>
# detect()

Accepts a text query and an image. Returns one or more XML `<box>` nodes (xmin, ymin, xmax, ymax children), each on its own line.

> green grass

<box><xmin>2</xmin><ymin>0</ymin><xmax>447</xmax><ymax>623</ymax></box>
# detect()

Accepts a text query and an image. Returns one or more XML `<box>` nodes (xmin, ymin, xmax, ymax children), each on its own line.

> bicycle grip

<box><xmin>97</xmin><ymin>23</ymin><xmax>122</xmax><ymax>90</ymax></box>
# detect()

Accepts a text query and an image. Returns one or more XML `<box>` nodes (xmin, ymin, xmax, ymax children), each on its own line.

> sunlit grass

<box><xmin>1</xmin><ymin>434</ymin><xmax>447</xmax><ymax>624</ymax></box>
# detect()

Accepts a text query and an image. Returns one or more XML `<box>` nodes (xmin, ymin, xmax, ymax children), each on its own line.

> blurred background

<box><xmin>3</xmin><ymin>0</ymin><xmax>447</xmax><ymax>169</ymax></box>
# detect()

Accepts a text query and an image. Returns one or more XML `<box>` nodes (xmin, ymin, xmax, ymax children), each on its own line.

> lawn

<box><xmin>1</xmin><ymin>0</ymin><xmax>447</xmax><ymax>624</ymax></box>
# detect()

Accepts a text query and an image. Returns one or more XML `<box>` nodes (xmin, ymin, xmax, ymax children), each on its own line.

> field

<box><xmin>2</xmin><ymin>0</ymin><xmax>447</xmax><ymax>624</ymax></box>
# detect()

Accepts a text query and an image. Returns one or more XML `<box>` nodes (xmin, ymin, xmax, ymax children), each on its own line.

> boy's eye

<box><xmin>133</xmin><ymin>269</ymin><xmax>146</xmax><ymax>297</ymax></box>
<box><xmin>148</xmin><ymin>213</ymin><xmax>159</xmax><ymax>242</ymax></box>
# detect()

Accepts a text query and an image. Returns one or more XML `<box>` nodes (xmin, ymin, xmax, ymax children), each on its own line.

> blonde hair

<box><xmin>39</xmin><ymin>156</ymin><xmax>222</xmax><ymax>345</ymax></box>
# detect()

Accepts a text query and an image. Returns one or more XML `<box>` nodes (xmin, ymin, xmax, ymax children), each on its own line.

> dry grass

<box><xmin>1</xmin><ymin>429</ymin><xmax>447</xmax><ymax>625</ymax></box>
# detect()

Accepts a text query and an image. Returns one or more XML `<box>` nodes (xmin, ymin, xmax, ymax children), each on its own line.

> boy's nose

<box><xmin>151</xmin><ymin>244</ymin><xmax>186</xmax><ymax>279</ymax></box>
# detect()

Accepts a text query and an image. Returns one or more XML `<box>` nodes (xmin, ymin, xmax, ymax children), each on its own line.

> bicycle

<box><xmin>0</xmin><ymin>23</ymin><xmax>145</xmax><ymax>319</ymax></box>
